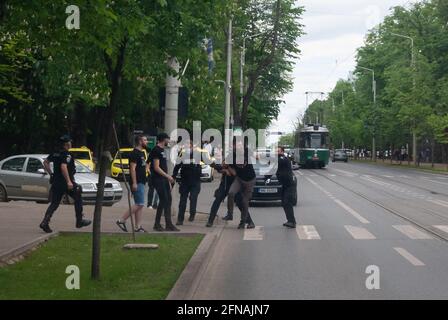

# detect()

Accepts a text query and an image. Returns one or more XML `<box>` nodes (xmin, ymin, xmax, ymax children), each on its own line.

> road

<box><xmin>191</xmin><ymin>161</ymin><xmax>448</xmax><ymax>299</ymax></box>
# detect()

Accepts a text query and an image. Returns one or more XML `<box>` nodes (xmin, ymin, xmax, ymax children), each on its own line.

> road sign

<box><xmin>147</xmin><ymin>136</ymin><xmax>157</xmax><ymax>150</ymax></box>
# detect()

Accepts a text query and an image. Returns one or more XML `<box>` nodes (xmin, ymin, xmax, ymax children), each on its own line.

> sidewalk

<box><xmin>352</xmin><ymin>158</ymin><xmax>448</xmax><ymax>173</ymax></box>
<box><xmin>0</xmin><ymin>179</ymin><xmax>227</xmax><ymax>256</ymax></box>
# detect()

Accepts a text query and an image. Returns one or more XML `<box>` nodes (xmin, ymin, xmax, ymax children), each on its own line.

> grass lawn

<box><xmin>0</xmin><ymin>233</ymin><xmax>203</xmax><ymax>300</ymax></box>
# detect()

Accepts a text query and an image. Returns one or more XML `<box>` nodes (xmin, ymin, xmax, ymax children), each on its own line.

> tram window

<box><xmin>310</xmin><ymin>134</ymin><xmax>321</xmax><ymax>148</ymax></box>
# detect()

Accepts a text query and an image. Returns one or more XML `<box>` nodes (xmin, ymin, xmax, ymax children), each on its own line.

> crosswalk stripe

<box><xmin>243</xmin><ymin>226</ymin><xmax>264</xmax><ymax>240</ymax></box>
<box><xmin>344</xmin><ymin>225</ymin><xmax>376</xmax><ymax>239</ymax></box>
<box><xmin>433</xmin><ymin>225</ymin><xmax>448</xmax><ymax>233</ymax></box>
<box><xmin>393</xmin><ymin>225</ymin><xmax>433</xmax><ymax>239</ymax></box>
<box><xmin>394</xmin><ymin>247</ymin><xmax>425</xmax><ymax>266</ymax></box>
<box><xmin>296</xmin><ymin>225</ymin><xmax>321</xmax><ymax>240</ymax></box>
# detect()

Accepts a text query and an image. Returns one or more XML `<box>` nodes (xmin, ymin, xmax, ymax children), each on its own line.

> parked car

<box><xmin>69</xmin><ymin>146</ymin><xmax>96</xmax><ymax>172</ymax></box>
<box><xmin>175</xmin><ymin>148</ymin><xmax>215</xmax><ymax>182</ymax></box>
<box><xmin>110</xmin><ymin>148</ymin><xmax>148</xmax><ymax>179</ymax></box>
<box><xmin>0</xmin><ymin>154</ymin><xmax>123</xmax><ymax>206</ymax></box>
<box><xmin>250</xmin><ymin>162</ymin><xmax>297</xmax><ymax>206</ymax></box>
<box><xmin>332</xmin><ymin>149</ymin><xmax>348</xmax><ymax>162</ymax></box>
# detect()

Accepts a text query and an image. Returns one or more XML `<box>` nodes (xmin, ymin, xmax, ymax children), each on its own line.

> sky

<box><xmin>268</xmin><ymin>0</ymin><xmax>415</xmax><ymax>143</ymax></box>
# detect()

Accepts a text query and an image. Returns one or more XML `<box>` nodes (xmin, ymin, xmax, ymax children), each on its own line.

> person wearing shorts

<box><xmin>116</xmin><ymin>135</ymin><xmax>148</xmax><ymax>233</ymax></box>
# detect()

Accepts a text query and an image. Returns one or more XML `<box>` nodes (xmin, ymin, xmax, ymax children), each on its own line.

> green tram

<box><xmin>293</xmin><ymin>124</ymin><xmax>330</xmax><ymax>169</ymax></box>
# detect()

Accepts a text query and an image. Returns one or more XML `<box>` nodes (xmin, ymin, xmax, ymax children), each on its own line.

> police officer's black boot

<box><xmin>39</xmin><ymin>214</ymin><xmax>53</xmax><ymax>233</ymax></box>
<box><xmin>206</xmin><ymin>214</ymin><xmax>215</xmax><ymax>228</ymax></box>
<box><xmin>188</xmin><ymin>214</ymin><xmax>195</xmax><ymax>222</ymax></box>
<box><xmin>76</xmin><ymin>217</ymin><xmax>92</xmax><ymax>229</ymax></box>
<box><xmin>237</xmin><ymin>220</ymin><xmax>246</xmax><ymax>229</ymax></box>
<box><xmin>222</xmin><ymin>213</ymin><xmax>233</xmax><ymax>221</ymax></box>
<box><xmin>246</xmin><ymin>215</ymin><xmax>255</xmax><ymax>229</ymax></box>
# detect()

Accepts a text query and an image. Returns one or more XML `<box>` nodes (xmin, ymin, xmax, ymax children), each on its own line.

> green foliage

<box><xmin>302</xmin><ymin>0</ymin><xmax>448</xmax><ymax>158</ymax></box>
<box><xmin>0</xmin><ymin>233</ymin><xmax>203</xmax><ymax>299</ymax></box>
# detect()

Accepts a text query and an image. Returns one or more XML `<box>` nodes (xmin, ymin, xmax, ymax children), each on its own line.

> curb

<box><xmin>0</xmin><ymin>232</ymin><xmax>59</xmax><ymax>266</ymax></box>
<box><xmin>166</xmin><ymin>225</ymin><xmax>225</xmax><ymax>300</ymax></box>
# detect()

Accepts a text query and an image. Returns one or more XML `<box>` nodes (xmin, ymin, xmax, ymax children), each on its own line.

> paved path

<box><xmin>0</xmin><ymin>178</ymin><xmax>224</xmax><ymax>256</ymax></box>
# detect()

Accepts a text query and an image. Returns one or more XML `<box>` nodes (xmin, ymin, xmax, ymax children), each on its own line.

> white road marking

<box><xmin>243</xmin><ymin>226</ymin><xmax>264</xmax><ymax>240</ymax></box>
<box><xmin>331</xmin><ymin>168</ymin><xmax>358</xmax><ymax>177</ymax></box>
<box><xmin>296</xmin><ymin>225</ymin><xmax>321</xmax><ymax>240</ymax></box>
<box><xmin>344</xmin><ymin>225</ymin><xmax>376</xmax><ymax>239</ymax></box>
<box><xmin>334</xmin><ymin>199</ymin><xmax>370</xmax><ymax>224</ymax></box>
<box><xmin>433</xmin><ymin>225</ymin><xmax>448</xmax><ymax>233</ymax></box>
<box><xmin>428</xmin><ymin>199</ymin><xmax>448</xmax><ymax>208</ymax></box>
<box><xmin>297</xmin><ymin>171</ymin><xmax>304</xmax><ymax>176</ymax></box>
<box><xmin>306</xmin><ymin>177</ymin><xmax>370</xmax><ymax>224</ymax></box>
<box><xmin>421</xmin><ymin>178</ymin><xmax>448</xmax><ymax>186</ymax></box>
<box><xmin>393</xmin><ymin>225</ymin><xmax>433</xmax><ymax>240</ymax></box>
<box><xmin>394</xmin><ymin>247</ymin><xmax>425</xmax><ymax>266</ymax></box>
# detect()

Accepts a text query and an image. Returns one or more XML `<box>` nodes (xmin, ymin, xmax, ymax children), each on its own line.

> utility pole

<box><xmin>164</xmin><ymin>57</ymin><xmax>180</xmax><ymax>137</ymax></box>
<box><xmin>391</xmin><ymin>32</ymin><xmax>417</xmax><ymax>166</ymax></box>
<box><xmin>164</xmin><ymin>57</ymin><xmax>181</xmax><ymax>172</ymax></box>
<box><xmin>305</xmin><ymin>91</ymin><xmax>325</xmax><ymax>125</ymax></box>
<box><xmin>358</xmin><ymin>66</ymin><xmax>376</xmax><ymax>162</ymax></box>
<box><xmin>224</xmin><ymin>18</ymin><xmax>233</xmax><ymax>158</ymax></box>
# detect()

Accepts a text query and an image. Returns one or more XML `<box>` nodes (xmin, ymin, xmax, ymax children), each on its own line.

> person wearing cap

<box><xmin>150</xmin><ymin>133</ymin><xmax>179</xmax><ymax>232</ymax></box>
<box><xmin>173</xmin><ymin>140</ymin><xmax>202</xmax><ymax>225</ymax></box>
<box><xmin>39</xmin><ymin>135</ymin><xmax>91</xmax><ymax>233</ymax></box>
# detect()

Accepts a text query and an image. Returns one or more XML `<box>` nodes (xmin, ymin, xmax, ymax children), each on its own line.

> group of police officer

<box><xmin>40</xmin><ymin>134</ymin><xmax>297</xmax><ymax>234</ymax></box>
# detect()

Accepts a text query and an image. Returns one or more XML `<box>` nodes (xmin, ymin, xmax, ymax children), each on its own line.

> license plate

<box><xmin>258</xmin><ymin>188</ymin><xmax>277</xmax><ymax>194</ymax></box>
<box><xmin>104</xmin><ymin>191</ymin><xmax>114</xmax><ymax>197</ymax></box>
<box><xmin>123</xmin><ymin>169</ymin><xmax>129</xmax><ymax>174</ymax></box>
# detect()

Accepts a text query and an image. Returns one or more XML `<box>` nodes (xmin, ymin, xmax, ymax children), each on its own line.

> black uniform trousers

<box><xmin>177</xmin><ymin>181</ymin><xmax>201</xmax><ymax>222</ymax></box>
<box><xmin>44</xmin><ymin>182</ymin><xmax>83</xmax><ymax>222</ymax></box>
<box><xmin>281</xmin><ymin>182</ymin><xmax>296</xmax><ymax>224</ymax></box>
<box><xmin>153</xmin><ymin>177</ymin><xmax>173</xmax><ymax>226</ymax></box>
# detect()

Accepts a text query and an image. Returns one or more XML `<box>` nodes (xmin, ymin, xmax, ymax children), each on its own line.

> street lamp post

<box><xmin>391</xmin><ymin>32</ymin><xmax>417</xmax><ymax>166</ymax></box>
<box><xmin>223</xmin><ymin>19</ymin><xmax>233</xmax><ymax>160</ymax></box>
<box><xmin>358</xmin><ymin>66</ymin><xmax>377</xmax><ymax>162</ymax></box>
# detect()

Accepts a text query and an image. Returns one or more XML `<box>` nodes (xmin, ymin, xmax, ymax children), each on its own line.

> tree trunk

<box><xmin>72</xmin><ymin>101</ymin><xmax>87</xmax><ymax>146</ymax></box>
<box><xmin>91</xmin><ymin>39</ymin><xmax>127</xmax><ymax>280</ymax></box>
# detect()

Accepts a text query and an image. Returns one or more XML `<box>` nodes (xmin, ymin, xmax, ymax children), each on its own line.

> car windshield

<box><xmin>115</xmin><ymin>151</ymin><xmax>133</xmax><ymax>159</ymax></box>
<box><xmin>71</xmin><ymin>151</ymin><xmax>91</xmax><ymax>160</ymax></box>
<box><xmin>75</xmin><ymin>160</ymin><xmax>92</xmax><ymax>173</ymax></box>
<box><xmin>253</xmin><ymin>162</ymin><xmax>276</xmax><ymax>176</ymax></box>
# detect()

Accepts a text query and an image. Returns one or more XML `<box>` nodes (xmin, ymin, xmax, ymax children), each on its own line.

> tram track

<box><xmin>308</xmin><ymin>169</ymin><xmax>448</xmax><ymax>243</ymax></box>
<box><xmin>350</xmin><ymin>169</ymin><xmax>448</xmax><ymax>197</ymax></box>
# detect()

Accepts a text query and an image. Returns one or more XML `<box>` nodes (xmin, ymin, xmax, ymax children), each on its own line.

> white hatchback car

<box><xmin>0</xmin><ymin>154</ymin><xmax>123</xmax><ymax>206</ymax></box>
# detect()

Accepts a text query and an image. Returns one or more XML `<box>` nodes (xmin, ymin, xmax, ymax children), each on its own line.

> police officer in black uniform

<box><xmin>39</xmin><ymin>135</ymin><xmax>92</xmax><ymax>233</ymax></box>
<box><xmin>277</xmin><ymin>146</ymin><xmax>297</xmax><ymax>228</ymax></box>
<box><xmin>173</xmin><ymin>140</ymin><xmax>202</xmax><ymax>225</ymax></box>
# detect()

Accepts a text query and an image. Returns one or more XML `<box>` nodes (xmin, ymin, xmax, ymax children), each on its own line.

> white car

<box><xmin>0</xmin><ymin>154</ymin><xmax>123</xmax><ymax>206</ymax></box>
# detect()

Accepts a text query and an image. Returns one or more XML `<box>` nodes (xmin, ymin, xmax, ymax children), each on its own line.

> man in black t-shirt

<box><xmin>39</xmin><ymin>135</ymin><xmax>91</xmax><ymax>233</ymax></box>
<box><xmin>150</xmin><ymin>133</ymin><xmax>179</xmax><ymax>232</ymax></box>
<box><xmin>116</xmin><ymin>135</ymin><xmax>148</xmax><ymax>233</ymax></box>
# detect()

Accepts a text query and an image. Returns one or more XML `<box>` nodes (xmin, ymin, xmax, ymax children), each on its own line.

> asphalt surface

<box><xmin>191</xmin><ymin>161</ymin><xmax>448</xmax><ymax>299</ymax></box>
<box><xmin>2</xmin><ymin>161</ymin><xmax>448</xmax><ymax>299</ymax></box>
